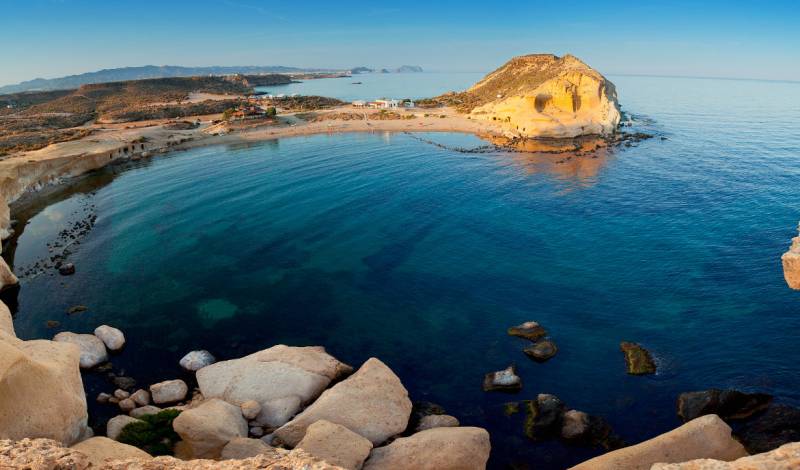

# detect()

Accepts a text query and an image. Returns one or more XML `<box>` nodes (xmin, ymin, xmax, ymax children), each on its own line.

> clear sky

<box><xmin>1</xmin><ymin>0</ymin><xmax>798</xmax><ymax>86</ymax></box>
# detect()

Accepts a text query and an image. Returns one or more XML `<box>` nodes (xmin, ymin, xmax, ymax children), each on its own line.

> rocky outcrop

<box><xmin>0</xmin><ymin>314</ymin><xmax>89</xmax><ymax>445</ymax></box>
<box><xmin>781</xmin><ymin>234</ymin><xmax>800</xmax><ymax>289</ymax></box>
<box><xmin>172</xmin><ymin>398</ymin><xmax>248</xmax><ymax>459</ymax></box>
<box><xmin>442</xmin><ymin>54</ymin><xmax>620</xmax><ymax>139</ymax></box>
<box><xmin>53</xmin><ymin>332</ymin><xmax>108</xmax><ymax>369</ymax></box>
<box><xmin>274</xmin><ymin>358</ymin><xmax>412</xmax><ymax>447</ymax></box>
<box><xmin>507</xmin><ymin>321</ymin><xmax>547</xmax><ymax>341</ymax></box>
<box><xmin>735</xmin><ymin>404</ymin><xmax>800</xmax><ymax>454</ymax></box>
<box><xmin>482</xmin><ymin>365</ymin><xmax>522</xmax><ymax>392</ymax></box>
<box><xmin>197</xmin><ymin>345</ymin><xmax>352</xmax><ymax>428</ymax></box>
<box><xmin>363</xmin><ymin>427</ymin><xmax>491</xmax><ymax>470</ymax></box>
<box><xmin>70</xmin><ymin>436</ymin><xmax>151</xmax><ymax>466</ymax></box>
<box><xmin>652</xmin><ymin>442</ymin><xmax>800</xmax><ymax>469</ymax></box>
<box><xmin>570</xmin><ymin>415</ymin><xmax>747</xmax><ymax>470</ymax></box>
<box><xmin>524</xmin><ymin>339</ymin><xmax>558</xmax><ymax>362</ymax></box>
<box><xmin>677</xmin><ymin>389</ymin><xmax>772</xmax><ymax>422</ymax></box>
<box><xmin>621</xmin><ymin>341</ymin><xmax>657</xmax><ymax>375</ymax></box>
<box><xmin>296</xmin><ymin>420</ymin><xmax>373</xmax><ymax>470</ymax></box>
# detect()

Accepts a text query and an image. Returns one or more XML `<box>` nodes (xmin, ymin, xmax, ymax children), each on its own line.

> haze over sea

<box><xmin>5</xmin><ymin>72</ymin><xmax>800</xmax><ymax>469</ymax></box>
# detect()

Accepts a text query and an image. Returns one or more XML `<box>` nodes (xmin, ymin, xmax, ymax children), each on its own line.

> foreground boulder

<box><xmin>172</xmin><ymin>398</ymin><xmax>247</xmax><ymax>459</ymax></box>
<box><xmin>53</xmin><ymin>332</ymin><xmax>108</xmax><ymax>369</ymax></box>
<box><xmin>781</xmin><ymin>233</ymin><xmax>800</xmax><ymax>289</ymax></box>
<box><xmin>0</xmin><ymin>330</ymin><xmax>89</xmax><ymax>445</ymax></box>
<box><xmin>297</xmin><ymin>420</ymin><xmax>373</xmax><ymax>470</ymax></box>
<box><xmin>652</xmin><ymin>441</ymin><xmax>800</xmax><ymax>469</ymax></box>
<box><xmin>197</xmin><ymin>345</ymin><xmax>352</xmax><ymax>428</ymax></box>
<box><xmin>620</xmin><ymin>341</ymin><xmax>656</xmax><ymax>375</ymax></box>
<box><xmin>70</xmin><ymin>436</ymin><xmax>151</xmax><ymax>466</ymax></box>
<box><xmin>569</xmin><ymin>415</ymin><xmax>747</xmax><ymax>470</ymax></box>
<box><xmin>735</xmin><ymin>404</ymin><xmax>800</xmax><ymax>454</ymax></box>
<box><xmin>93</xmin><ymin>325</ymin><xmax>125</xmax><ymax>351</ymax></box>
<box><xmin>363</xmin><ymin>427</ymin><xmax>490</xmax><ymax>470</ymax></box>
<box><xmin>677</xmin><ymin>389</ymin><xmax>772</xmax><ymax>422</ymax></box>
<box><xmin>275</xmin><ymin>358</ymin><xmax>411</xmax><ymax>446</ymax></box>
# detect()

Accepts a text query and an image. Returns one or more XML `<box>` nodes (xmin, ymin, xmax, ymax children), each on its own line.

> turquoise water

<box><xmin>258</xmin><ymin>71</ymin><xmax>485</xmax><ymax>101</ymax></box>
<box><xmin>5</xmin><ymin>75</ymin><xmax>800</xmax><ymax>468</ymax></box>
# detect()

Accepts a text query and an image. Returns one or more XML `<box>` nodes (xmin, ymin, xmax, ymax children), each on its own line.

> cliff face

<box><xmin>458</xmin><ymin>54</ymin><xmax>621</xmax><ymax>138</ymax></box>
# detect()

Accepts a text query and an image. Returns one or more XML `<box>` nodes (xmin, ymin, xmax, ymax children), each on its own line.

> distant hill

<box><xmin>0</xmin><ymin>65</ymin><xmax>338</xmax><ymax>94</ymax></box>
<box><xmin>395</xmin><ymin>65</ymin><xmax>423</xmax><ymax>73</ymax></box>
<box><xmin>350</xmin><ymin>67</ymin><xmax>374</xmax><ymax>74</ymax></box>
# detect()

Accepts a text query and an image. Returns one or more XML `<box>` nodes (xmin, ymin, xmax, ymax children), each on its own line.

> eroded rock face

<box><xmin>363</xmin><ymin>427</ymin><xmax>491</xmax><ymax>470</ymax></box>
<box><xmin>569</xmin><ymin>415</ymin><xmax>747</xmax><ymax>470</ymax></box>
<box><xmin>53</xmin><ymin>332</ymin><xmax>109</xmax><ymax>369</ymax></box>
<box><xmin>275</xmin><ymin>358</ymin><xmax>412</xmax><ymax>447</ymax></box>
<box><xmin>781</xmin><ymin>235</ymin><xmax>800</xmax><ymax>289</ymax></box>
<box><xmin>448</xmin><ymin>54</ymin><xmax>620</xmax><ymax>139</ymax></box>
<box><xmin>197</xmin><ymin>345</ymin><xmax>352</xmax><ymax>428</ymax></box>
<box><xmin>0</xmin><ymin>329</ymin><xmax>89</xmax><ymax>445</ymax></box>
<box><xmin>70</xmin><ymin>436</ymin><xmax>151</xmax><ymax>466</ymax></box>
<box><xmin>297</xmin><ymin>420</ymin><xmax>373</xmax><ymax>470</ymax></box>
<box><xmin>652</xmin><ymin>442</ymin><xmax>800</xmax><ymax>469</ymax></box>
<box><xmin>172</xmin><ymin>398</ymin><xmax>248</xmax><ymax>459</ymax></box>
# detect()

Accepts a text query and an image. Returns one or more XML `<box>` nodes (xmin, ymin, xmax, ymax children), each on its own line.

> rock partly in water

<box><xmin>735</xmin><ymin>404</ymin><xmax>800</xmax><ymax>454</ymax></box>
<box><xmin>59</xmin><ymin>263</ymin><xmax>76</xmax><ymax>276</ymax></box>
<box><xmin>179</xmin><ymin>350</ymin><xmax>216</xmax><ymax>371</ymax></box>
<box><xmin>53</xmin><ymin>332</ymin><xmax>109</xmax><ymax>369</ymax></box>
<box><xmin>677</xmin><ymin>389</ymin><xmax>772</xmax><ymax>422</ymax></box>
<box><xmin>296</xmin><ymin>419</ymin><xmax>373</xmax><ymax>470</ymax></box>
<box><xmin>0</xmin><ymin>326</ymin><xmax>89</xmax><ymax>445</ymax></box>
<box><xmin>482</xmin><ymin>365</ymin><xmax>522</xmax><ymax>392</ymax></box>
<box><xmin>523</xmin><ymin>339</ymin><xmax>558</xmax><ymax>362</ymax></box>
<box><xmin>197</xmin><ymin>345</ymin><xmax>352</xmax><ymax>429</ymax></box>
<box><xmin>363</xmin><ymin>427</ymin><xmax>491</xmax><ymax>470</ymax></box>
<box><xmin>569</xmin><ymin>414</ymin><xmax>747</xmax><ymax>470</ymax></box>
<box><xmin>652</xmin><ymin>441</ymin><xmax>800</xmax><ymax>469</ymax></box>
<box><xmin>620</xmin><ymin>341</ymin><xmax>656</xmax><ymax>375</ymax></box>
<box><xmin>561</xmin><ymin>410</ymin><xmax>590</xmax><ymax>440</ymax></box>
<box><xmin>507</xmin><ymin>321</ymin><xmax>547</xmax><ymax>341</ymax></box>
<box><xmin>524</xmin><ymin>394</ymin><xmax>566</xmax><ymax>441</ymax></box>
<box><xmin>149</xmin><ymin>379</ymin><xmax>188</xmax><ymax>404</ymax></box>
<box><xmin>94</xmin><ymin>325</ymin><xmax>126</xmax><ymax>351</ymax></box>
<box><xmin>274</xmin><ymin>357</ymin><xmax>412</xmax><ymax>447</ymax></box>
<box><xmin>781</xmin><ymin>233</ymin><xmax>800</xmax><ymax>289</ymax></box>
<box><xmin>172</xmin><ymin>398</ymin><xmax>248</xmax><ymax>459</ymax></box>
<box><xmin>106</xmin><ymin>415</ymin><xmax>142</xmax><ymax>441</ymax></box>
<box><xmin>416</xmin><ymin>414</ymin><xmax>460</xmax><ymax>432</ymax></box>
<box><xmin>220</xmin><ymin>437</ymin><xmax>280</xmax><ymax>460</ymax></box>
<box><xmin>70</xmin><ymin>436</ymin><xmax>151</xmax><ymax>466</ymax></box>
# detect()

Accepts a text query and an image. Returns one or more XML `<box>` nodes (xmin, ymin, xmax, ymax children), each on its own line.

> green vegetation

<box><xmin>117</xmin><ymin>409</ymin><xmax>182</xmax><ymax>456</ymax></box>
<box><xmin>265</xmin><ymin>106</ymin><xmax>277</xmax><ymax>117</ymax></box>
<box><xmin>262</xmin><ymin>95</ymin><xmax>344</xmax><ymax>111</ymax></box>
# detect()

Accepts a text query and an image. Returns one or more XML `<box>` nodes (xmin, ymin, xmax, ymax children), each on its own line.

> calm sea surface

<box><xmin>5</xmin><ymin>74</ymin><xmax>800</xmax><ymax>469</ymax></box>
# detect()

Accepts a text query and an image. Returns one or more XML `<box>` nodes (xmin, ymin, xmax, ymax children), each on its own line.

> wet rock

<box><xmin>106</xmin><ymin>415</ymin><xmax>141</xmax><ymax>441</ymax></box>
<box><xmin>677</xmin><ymin>389</ymin><xmax>772</xmax><ymax>422</ymax></box>
<box><xmin>46</xmin><ymin>320</ymin><xmax>61</xmax><ymax>328</ymax></box>
<box><xmin>172</xmin><ymin>398</ymin><xmax>248</xmax><ymax>459</ymax></box>
<box><xmin>112</xmin><ymin>375</ymin><xmax>136</xmax><ymax>390</ymax></box>
<box><xmin>274</xmin><ymin>358</ymin><xmax>412</xmax><ymax>447</ymax></box>
<box><xmin>363</xmin><ymin>427</ymin><xmax>491</xmax><ymax>470</ymax></box>
<box><xmin>53</xmin><ymin>332</ymin><xmax>108</xmax><ymax>369</ymax></box>
<box><xmin>130</xmin><ymin>405</ymin><xmax>161</xmax><ymax>419</ymax></box>
<box><xmin>524</xmin><ymin>394</ymin><xmax>566</xmax><ymax>440</ymax></box>
<box><xmin>507</xmin><ymin>321</ymin><xmax>546</xmax><ymax>341</ymax></box>
<box><xmin>416</xmin><ymin>414</ymin><xmax>460</xmax><ymax>431</ymax></box>
<box><xmin>67</xmin><ymin>305</ymin><xmax>87</xmax><ymax>315</ymax></box>
<box><xmin>523</xmin><ymin>339</ymin><xmax>558</xmax><ymax>362</ymax></box>
<box><xmin>149</xmin><ymin>379</ymin><xmax>188</xmax><ymax>404</ymax></box>
<box><xmin>59</xmin><ymin>263</ymin><xmax>76</xmax><ymax>275</ymax></box>
<box><xmin>561</xmin><ymin>410</ymin><xmax>590</xmax><ymax>440</ymax></box>
<box><xmin>296</xmin><ymin>419</ymin><xmax>373</xmax><ymax>470</ymax></box>
<box><xmin>179</xmin><ymin>350</ymin><xmax>216</xmax><ymax>371</ymax></box>
<box><xmin>94</xmin><ymin>325</ymin><xmax>125</xmax><ymax>351</ymax></box>
<box><xmin>240</xmin><ymin>400</ymin><xmax>261</xmax><ymax>420</ymax></box>
<box><xmin>735</xmin><ymin>404</ymin><xmax>800</xmax><ymax>454</ymax></box>
<box><xmin>482</xmin><ymin>365</ymin><xmax>522</xmax><ymax>392</ymax></box>
<box><xmin>130</xmin><ymin>389</ymin><xmax>151</xmax><ymax>406</ymax></box>
<box><xmin>620</xmin><ymin>341</ymin><xmax>656</xmax><ymax>375</ymax></box>
<box><xmin>97</xmin><ymin>392</ymin><xmax>111</xmax><ymax>404</ymax></box>
<box><xmin>503</xmin><ymin>402</ymin><xmax>520</xmax><ymax>417</ymax></box>
<box><xmin>114</xmin><ymin>389</ymin><xmax>130</xmax><ymax>400</ymax></box>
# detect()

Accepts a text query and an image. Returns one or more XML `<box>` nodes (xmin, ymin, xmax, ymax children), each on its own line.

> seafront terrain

<box><xmin>2</xmin><ymin>53</ymin><xmax>800</xmax><ymax>470</ymax></box>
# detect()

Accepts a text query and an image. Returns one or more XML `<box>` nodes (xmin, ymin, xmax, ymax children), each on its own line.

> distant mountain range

<box><xmin>0</xmin><ymin>65</ymin><xmax>338</xmax><ymax>94</ymax></box>
<box><xmin>351</xmin><ymin>65</ymin><xmax>424</xmax><ymax>74</ymax></box>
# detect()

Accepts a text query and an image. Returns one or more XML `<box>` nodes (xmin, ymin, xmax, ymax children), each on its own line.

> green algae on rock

<box><xmin>620</xmin><ymin>341</ymin><xmax>656</xmax><ymax>375</ymax></box>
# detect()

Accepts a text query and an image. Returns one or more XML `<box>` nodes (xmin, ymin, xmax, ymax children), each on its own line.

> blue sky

<box><xmin>1</xmin><ymin>0</ymin><xmax>798</xmax><ymax>86</ymax></box>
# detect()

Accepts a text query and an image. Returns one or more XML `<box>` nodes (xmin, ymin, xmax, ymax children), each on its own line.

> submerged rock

<box><xmin>274</xmin><ymin>357</ymin><xmax>412</xmax><ymax>447</ymax></box>
<box><xmin>523</xmin><ymin>339</ymin><xmax>558</xmax><ymax>362</ymax></box>
<box><xmin>172</xmin><ymin>398</ymin><xmax>248</xmax><ymax>459</ymax></box>
<box><xmin>296</xmin><ymin>419</ymin><xmax>373</xmax><ymax>470</ymax></box>
<box><xmin>180</xmin><ymin>350</ymin><xmax>216</xmax><ymax>371</ymax></box>
<box><xmin>363</xmin><ymin>427</ymin><xmax>491</xmax><ymax>470</ymax></box>
<box><xmin>524</xmin><ymin>394</ymin><xmax>565</xmax><ymax>440</ymax></box>
<box><xmin>59</xmin><ymin>263</ymin><xmax>76</xmax><ymax>275</ymax></box>
<box><xmin>482</xmin><ymin>365</ymin><xmax>522</xmax><ymax>392</ymax></box>
<box><xmin>735</xmin><ymin>404</ymin><xmax>800</xmax><ymax>454</ymax></box>
<box><xmin>53</xmin><ymin>332</ymin><xmax>108</xmax><ymax>369</ymax></box>
<box><xmin>149</xmin><ymin>379</ymin><xmax>188</xmax><ymax>404</ymax></box>
<box><xmin>620</xmin><ymin>341</ymin><xmax>656</xmax><ymax>375</ymax></box>
<box><xmin>507</xmin><ymin>321</ymin><xmax>547</xmax><ymax>341</ymax></box>
<box><xmin>677</xmin><ymin>389</ymin><xmax>772</xmax><ymax>422</ymax></box>
<box><xmin>94</xmin><ymin>325</ymin><xmax>125</xmax><ymax>351</ymax></box>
